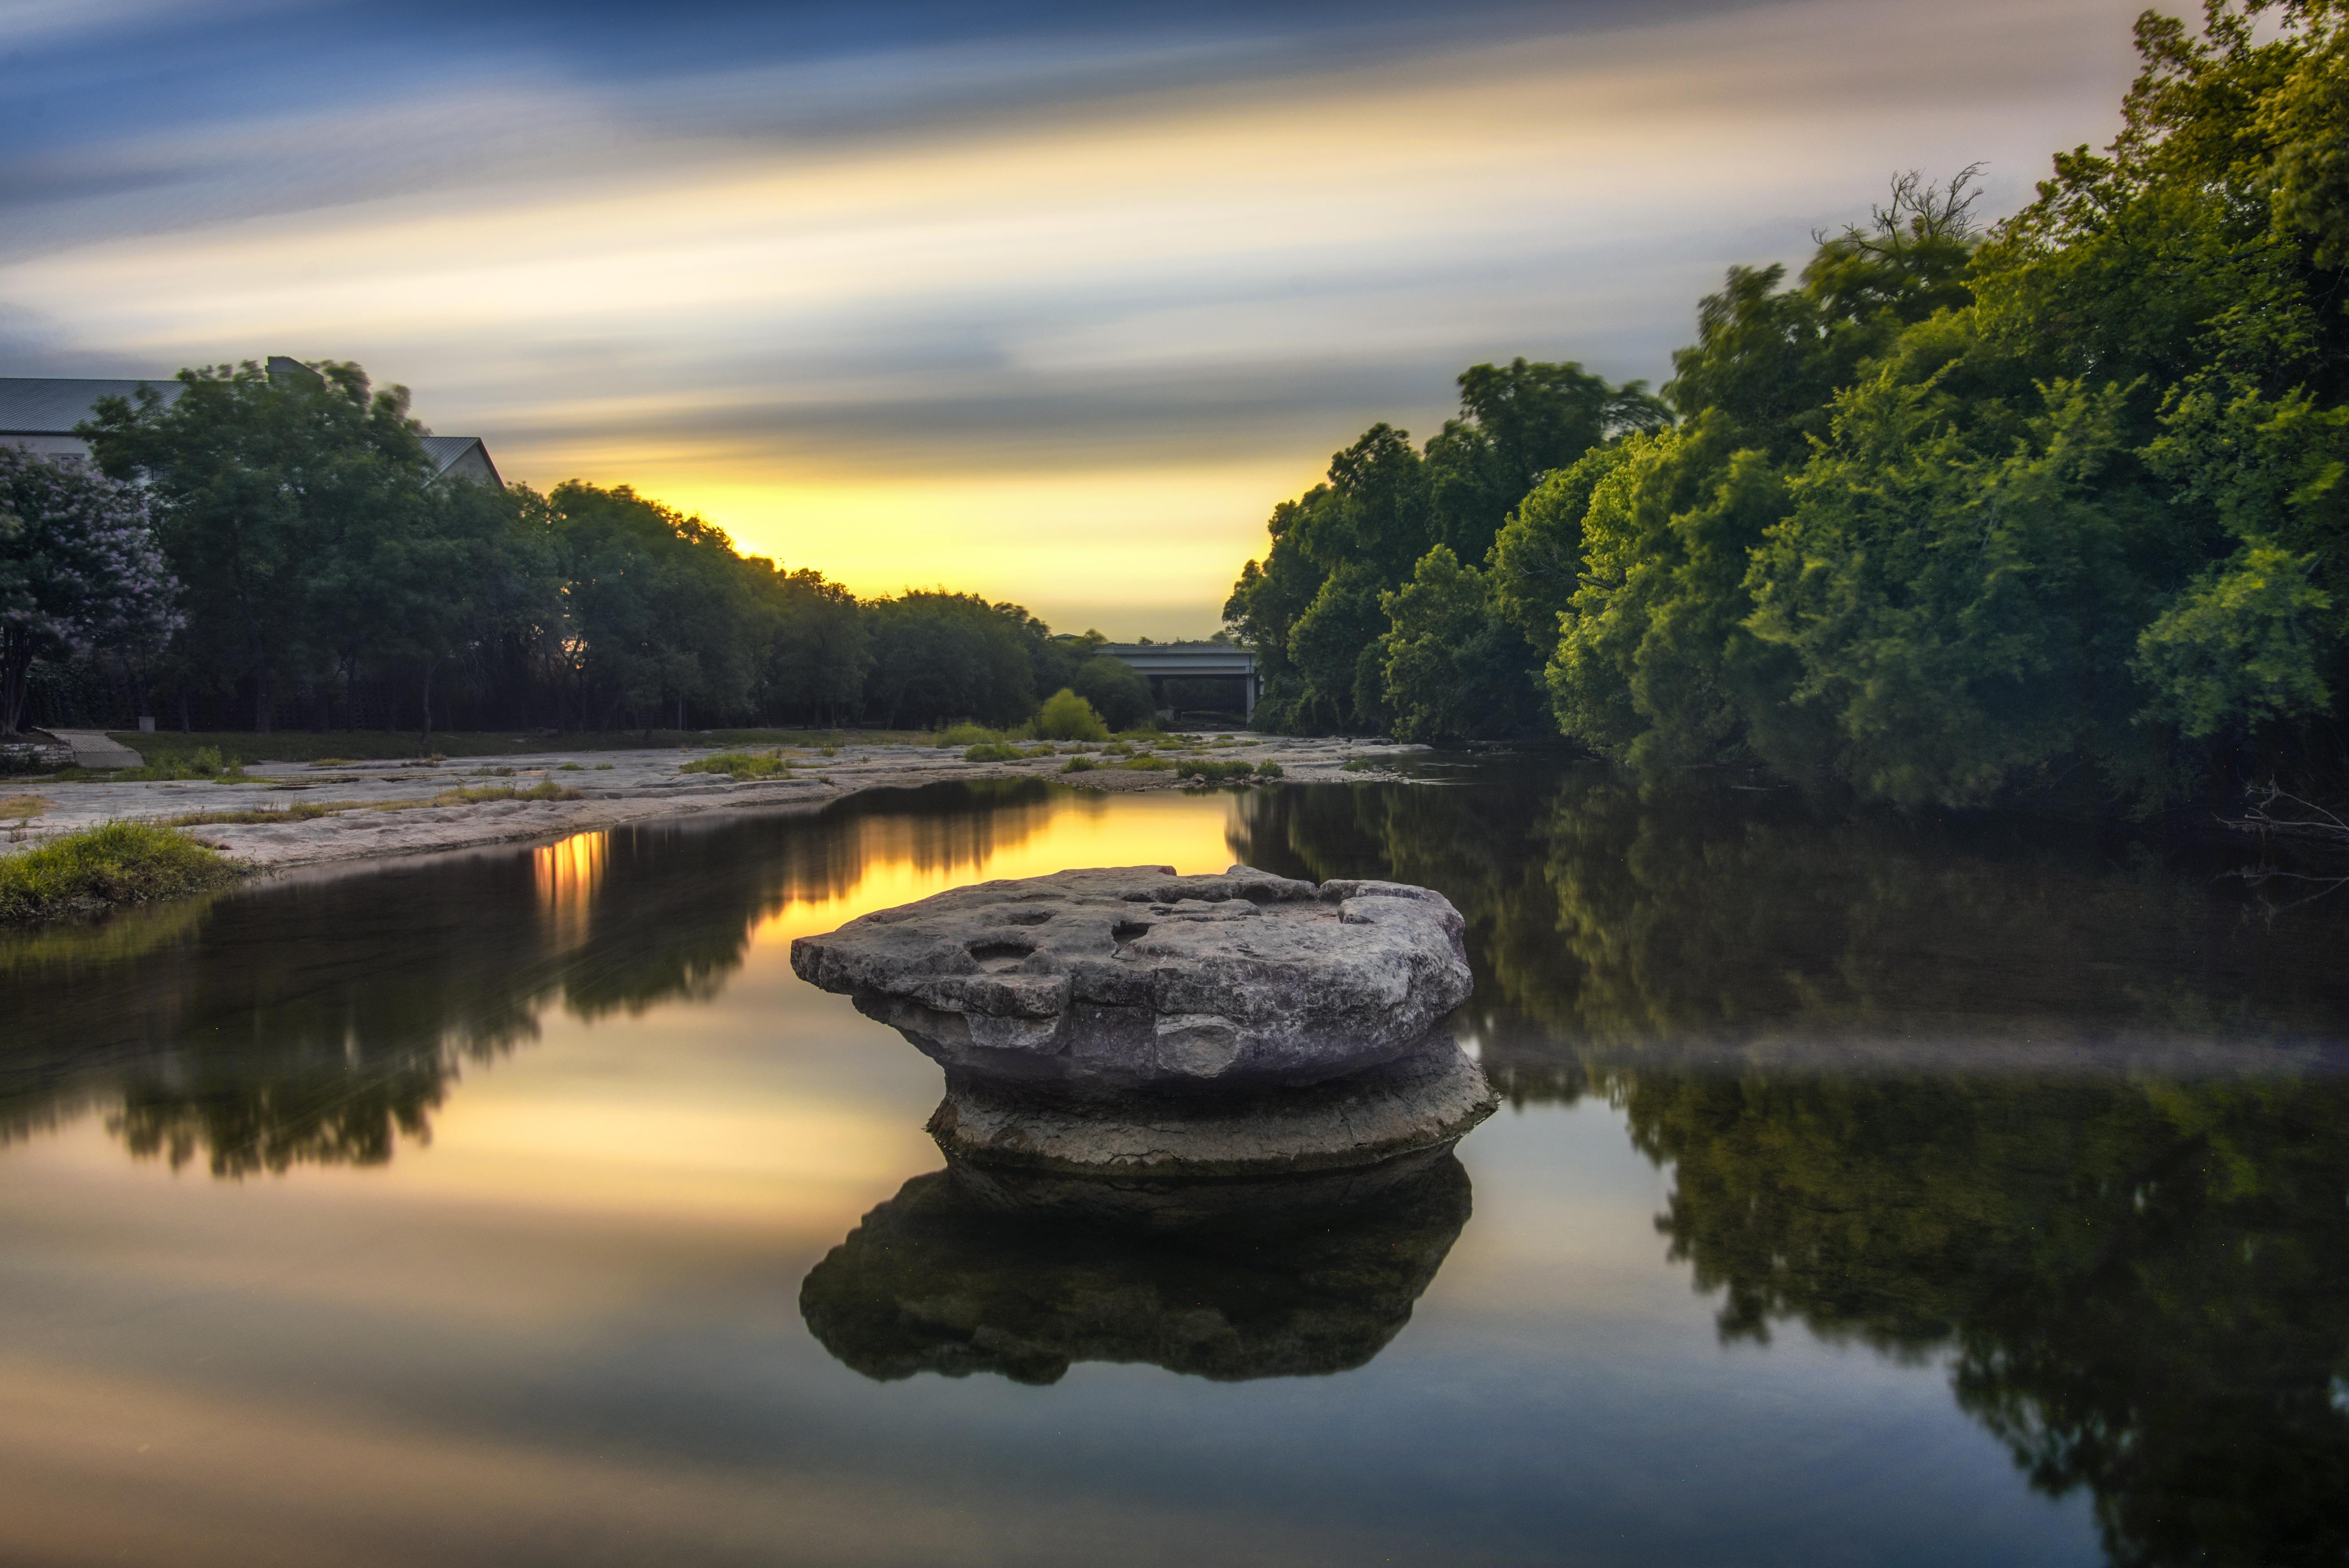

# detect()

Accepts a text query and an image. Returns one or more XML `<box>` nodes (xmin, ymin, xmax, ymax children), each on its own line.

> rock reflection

<box><xmin>800</xmin><ymin>1151</ymin><xmax>1472</xmax><ymax>1384</ymax></box>
<box><xmin>0</xmin><ymin>782</ymin><xmax>1068</xmax><ymax>1175</ymax></box>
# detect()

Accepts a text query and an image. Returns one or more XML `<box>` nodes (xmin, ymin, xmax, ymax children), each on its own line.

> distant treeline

<box><xmin>16</xmin><ymin>363</ymin><xmax>1166</xmax><ymax>736</ymax></box>
<box><xmin>1226</xmin><ymin>1</ymin><xmax>2349</xmax><ymax>808</ymax></box>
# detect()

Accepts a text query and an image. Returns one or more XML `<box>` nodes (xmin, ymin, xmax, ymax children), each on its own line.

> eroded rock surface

<box><xmin>789</xmin><ymin>864</ymin><xmax>1472</xmax><ymax>1091</ymax></box>
<box><xmin>928</xmin><ymin>1030</ymin><xmax>1496</xmax><ymax>1176</ymax></box>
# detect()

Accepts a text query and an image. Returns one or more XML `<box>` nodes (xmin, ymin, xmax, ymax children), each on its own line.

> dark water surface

<box><xmin>4</xmin><ymin>766</ymin><xmax>2346</xmax><ymax>1567</ymax></box>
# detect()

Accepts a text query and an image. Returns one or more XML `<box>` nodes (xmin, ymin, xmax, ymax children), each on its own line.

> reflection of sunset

<box><xmin>533</xmin><ymin>831</ymin><xmax>608</xmax><ymax>946</ymax></box>
<box><xmin>747</xmin><ymin>789</ymin><xmax>1245</xmax><ymax>947</ymax></box>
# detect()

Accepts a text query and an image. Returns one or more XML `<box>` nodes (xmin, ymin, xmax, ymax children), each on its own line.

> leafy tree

<box><xmin>1071</xmin><ymin>654</ymin><xmax>1153</xmax><ymax>729</ymax></box>
<box><xmin>540</xmin><ymin>483</ymin><xmax>762</xmax><ymax>731</ymax></box>
<box><xmin>862</xmin><ymin>591</ymin><xmax>1038</xmax><ymax>728</ymax></box>
<box><xmin>750</xmin><ymin>561</ymin><xmax>869</xmax><ymax>725</ymax></box>
<box><xmin>83</xmin><ymin>359</ymin><xmax>437</xmax><ymax>733</ymax></box>
<box><xmin>1378</xmin><ymin>545</ymin><xmax>1535</xmax><ymax>742</ymax></box>
<box><xmin>0</xmin><ymin>447</ymin><xmax>181</xmax><ymax>735</ymax></box>
<box><xmin>1487</xmin><ymin>443</ymin><xmax>1637</xmax><ymax>655</ymax></box>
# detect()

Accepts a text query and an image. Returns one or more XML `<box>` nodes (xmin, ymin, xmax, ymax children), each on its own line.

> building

<box><xmin>0</xmin><ymin>357</ymin><xmax>501</xmax><ymax>484</ymax></box>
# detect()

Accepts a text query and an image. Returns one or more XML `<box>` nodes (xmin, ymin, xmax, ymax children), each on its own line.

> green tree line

<box><xmin>14</xmin><ymin>360</ymin><xmax>1161</xmax><ymax>736</ymax></box>
<box><xmin>1226</xmin><ymin>0</ymin><xmax>2349</xmax><ymax>809</ymax></box>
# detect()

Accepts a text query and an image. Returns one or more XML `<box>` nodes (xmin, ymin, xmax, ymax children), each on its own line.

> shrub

<box><xmin>964</xmin><ymin>742</ymin><xmax>1023</xmax><ymax>762</ymax></box>
<box><xmin>932</xmin><ymin>723</ymin><xmax>1002</xmax><ymax>747</ymax></box>
<box><xmin>1032</xmin><ymin>689</ymin><xmax>1111</xmax><ymax>742</ymax></box>
<box><xmin>1071</xmin><ymin>657</ymin><xmax>1156</xmax><ymax>730</ymax></box>
<box><xmin>1255</xmin><ymin>760</ymin><xmax>1284</xmax><ymax>779</ymax></box>
<box><xmin>1177</xmin><ymin>760</ymin><xmax>1259</xmax><ymax>784</ymax></box>
<box><xmin>681</xmin><ymin>750</ymin><xmax>790</xmax><ymax>780</ymax></box>
<box><xmin>1060</xmin><ymin>756</ymin><xmax>1099</xmax><ymax>773</ymax></box>
<box><xmin>432</xmin><ymin>781</ymin><xmax>583</xmax><ymax>804</ymax></box>
<box><xmin>0</xmin><ymin>821</ymin><xmax>243</xmax><ymax>925</ymax></box>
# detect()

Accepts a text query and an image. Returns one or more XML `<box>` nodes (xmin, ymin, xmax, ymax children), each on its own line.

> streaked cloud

<box><xmin>0</xmin><ymin>0</ymin><xmax>2149</xmax><ymax>633</ymax></box>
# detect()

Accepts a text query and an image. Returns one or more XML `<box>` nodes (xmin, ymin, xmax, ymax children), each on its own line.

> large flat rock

<box><xmin>789</xmin><ymin>864</ymin><xmax>1474</xmax><ymax>1092</ymax></box>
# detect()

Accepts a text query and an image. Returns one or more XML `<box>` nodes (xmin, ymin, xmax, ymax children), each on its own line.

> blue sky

<box><xmin>1</xmin><ymin>0</ymin><xmax>2150</xmax><ymax>634</ymax></box>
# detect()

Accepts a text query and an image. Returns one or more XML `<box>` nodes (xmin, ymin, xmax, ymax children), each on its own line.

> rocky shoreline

<box><xmin>0</xmin><ymin>733</ymin><xmax>1428</xmax><ymax>877</ymax></box>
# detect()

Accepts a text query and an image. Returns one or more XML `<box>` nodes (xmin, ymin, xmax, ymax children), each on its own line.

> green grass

<box><xmin>1060</xmin><ymin>756</ymin><xmax>1099</xmax><ymax>773</ymax></box>
<box><xmin>0</xmin><ymin>820</ymin><xmax>246</xmax><ymax>925</ymax></box>
<box><xmin>679</xmin><ymin>750</ymin><xmax>793</xmax><ymax>780</ymax></box>
<box><xmin>432</xmin><ymin>781</ymin><xmax>583</xmax><ymax>805</ymax></box>
<box><xmin>101</xmin><ymin>728</ymin><xmax>918</xmax><ymax>768</ymax></box>
<box><xmin>168</xmin><ymin>799</ymin><xmax>367</xmax><ymax>826</ymax></box>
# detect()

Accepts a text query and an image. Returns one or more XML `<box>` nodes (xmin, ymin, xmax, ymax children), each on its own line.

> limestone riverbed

<box><xmin>1</xmin><ymin>733</ymin><xmax>1428</xmax><ymax>873</ymax></box>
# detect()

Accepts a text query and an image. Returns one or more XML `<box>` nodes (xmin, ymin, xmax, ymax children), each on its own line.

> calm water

<box><xmin>4</xmin><ymin>765</ymin><xmax>2346</xmax><ymax>1568</ymax></box>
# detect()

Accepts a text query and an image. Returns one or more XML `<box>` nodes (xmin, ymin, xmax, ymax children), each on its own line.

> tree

<box><xmin>1378</xmin><ymin>546</ymin><xmax>1534</xmax><ymax>742</ymax></box>
<box><xmin>0</xmin><ymin>447</ymin><xmax>180</xmax><ymax>735</ymax></box>
<box><xmin>1071</xmin><ymin>654</ymin><xmax>1153</xmax><ymax>729</ymax></box>
<box><xmin>861</xmin><ymin>591</ymin><xmax>1038</xmax><ymax>728</ymax></box>
<box><xmin>83</xmin><ymin>359</ymin><xmax>438</xmax><ymax>733</ymax></box>
<box><xmin>541</xmin><ymin>483</ymin><xmax>762</xmax><ymax>731</ymax></box>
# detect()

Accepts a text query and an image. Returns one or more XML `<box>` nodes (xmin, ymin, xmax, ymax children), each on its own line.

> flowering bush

<box><xmin>0</xmin><ymin>446</ymin><xmax>181</xmax><ymax>734</ymax></box>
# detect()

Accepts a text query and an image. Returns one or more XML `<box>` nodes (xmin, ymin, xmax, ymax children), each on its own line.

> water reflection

<box><xmin>1234</xmin><ymin>767</ymin><xmax>2349</xmax><ymax>1568</ymax></box>
<box><xmin>0</xmin><ymin>781</ymin><xmax>1075</xmax><ymax>1175</ymax></box>
<box><xmin>1623</xmin><ymin>1066</ymin><xmax>2349</xmax><ymax>1568</ymax></box>
<box><xmin>1231</xmin><ymin>766</ymin><xmax>2349</xmax><ymax>1086</ymax></box>
<box><xmin>800</xmin><ymin>1151</ymin><xmax>1472</xmax><ymax>1384</ymax></box>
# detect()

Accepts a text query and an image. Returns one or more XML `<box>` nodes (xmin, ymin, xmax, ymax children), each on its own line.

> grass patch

<box><xmin>2</xmin><ymin>794</ymin><xmax>50</xmax><ymax>825</ymax></box>
<box><xmin>1060</xmin><ymin>756</ymin><xmax>1099</xmax><ymax>773</ymax></box>
<box><xmin>680</xmin><ymin>750</ymin><xmax>793</xmax><ymax>781</ymax></box>
<box><xmin>0</xmin><ymin>820</ymin><xmax>245</xmax><ymax>926</ymax></box>
<box><xmin>964</xmin><ymin>742</ymin><xmax>1023</xmax><ymax>762</ymax></box>
<box><xmin>1174</xmin><ymin>760</ymin><xmax>1261</xmax><ymax>784</ymax></box>
<box><xmin>432</xmin><ymin>780</ymin><xmax>583</xmax><ymax>805</ymax></box>
<box><xmin>168</xmin><ymin>799</ymin><xmax>366</xmax><ymax>826</ymax></box>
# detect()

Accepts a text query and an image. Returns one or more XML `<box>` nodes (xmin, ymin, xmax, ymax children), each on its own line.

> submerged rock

<box><xmin>788</xmin><ymin>864</ymin><xmax>1473</xmax><ymax>1092</ymax></box>
<box><xmin>798</xmin><ymin>1148</ymin><xmax>1472</xmax><ymax>1383</ymax></box>
<box><xmin>928</xmin><ymin>1029</ymin><xmax>1496</xmax><ymax>1176</ymax></box>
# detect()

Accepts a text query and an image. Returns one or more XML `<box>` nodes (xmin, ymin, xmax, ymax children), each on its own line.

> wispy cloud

<box><xmin>0</xmin><ymin>0</ymin><xmax>2147</xmax><ymax>633</ymax></box>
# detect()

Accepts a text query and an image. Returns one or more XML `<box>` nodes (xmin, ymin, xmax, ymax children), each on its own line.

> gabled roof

<box><xmin>0</xmin><ymin>377</ymin><xmax>183</xmax><ymax>434</ymax></box>
<box><xmin>419</xmin><ymin>434</ymin><xmax>503</xmax><ymax>487</ymax></box>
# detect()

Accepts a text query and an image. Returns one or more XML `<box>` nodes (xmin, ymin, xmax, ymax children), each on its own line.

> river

<box><xmin>2</xmin><ymin>763</ymin><xmax>2344</xmax><ymax>1567</ymax></box>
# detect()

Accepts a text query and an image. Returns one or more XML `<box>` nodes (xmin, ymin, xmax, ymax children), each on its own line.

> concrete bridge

<box><xmin>1099</xmin><ymin>642</ymin><xmax>1260</xmax><ymax>720</ymax></box>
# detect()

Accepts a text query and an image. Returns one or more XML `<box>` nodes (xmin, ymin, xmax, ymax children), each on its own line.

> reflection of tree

<box><xmin>801</xmin><ymin>1152</ymin><xmax>1472</xmax><ymax>1384</ymax></box>
<box><xmin>1231</xmin><ymin>770</ymin><xmax>2349</xmax><ymax>1092</ymax></box>
<box><xmin>0</xmin><ymin>780</ymin><xmax>1070</xmax><ymax>1174</ymax></box>
<box><xmin>1233</xmin><ymin>772</ymin><xmax>2349</xmax><ymax>1564</ymax></box>
<box><xmin>1631</xmin><ymin>1066</ymin><xmax>2349</xmax><ymax>1568</ymax></box>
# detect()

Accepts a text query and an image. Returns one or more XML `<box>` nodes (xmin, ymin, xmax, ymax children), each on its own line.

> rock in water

<box><xmin>788</xmin><ymin>864</ymin><xmax>1473</xmax><ymax>1092</ymax></box>
<box><xmin>928</xmin><ymin>1029</ymin><xmax>1496</xmax><ymax>1177</ymax></box>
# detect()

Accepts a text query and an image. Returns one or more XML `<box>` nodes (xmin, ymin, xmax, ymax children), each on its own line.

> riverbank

<box><xmin>0</xmin><ymin>732</ymin><xmax>1426</xmax><ymax>881</ymax></box>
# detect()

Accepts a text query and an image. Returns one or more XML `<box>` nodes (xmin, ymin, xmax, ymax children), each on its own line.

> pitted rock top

<box><xmin>789</xmin><ymin>865</ymin><xmax>1472</xmax><ymax>1092</ymax></box>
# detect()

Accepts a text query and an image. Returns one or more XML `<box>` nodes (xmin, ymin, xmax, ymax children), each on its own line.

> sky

<box><xmin>0</xmin><ymin>0</ymin><xmax>2151</xmax><ymax>637</ymax></box>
